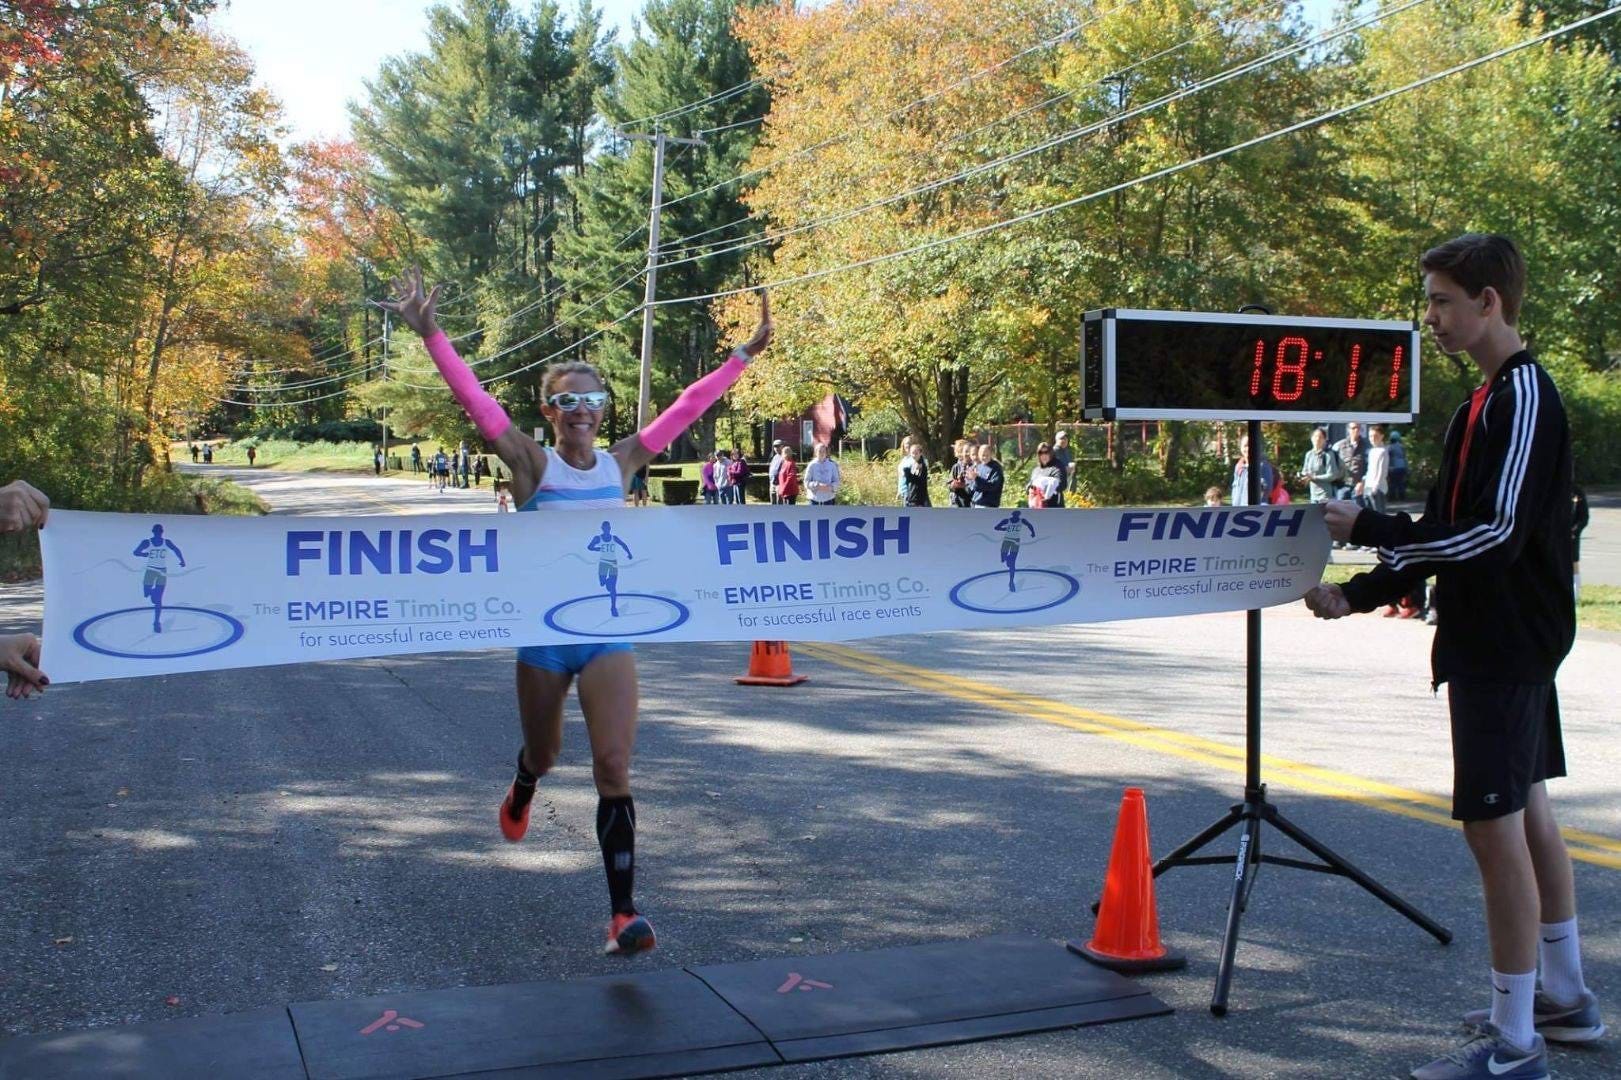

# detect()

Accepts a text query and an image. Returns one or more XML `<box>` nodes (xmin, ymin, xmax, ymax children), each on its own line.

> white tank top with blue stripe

<box><xmin>518</xmin><ymin>447</ymin><xmax>624</xmax><ymax>512</ymax></box>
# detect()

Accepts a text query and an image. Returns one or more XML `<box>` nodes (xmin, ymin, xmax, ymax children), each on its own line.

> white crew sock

<box><xmin>1539</xmin><ymin>918</ymin><xmax>1589</xmax><ymax>1005</ymax></box>
<box><xmin>1491</xmin><ymin>969</ymin><xmax>1538</xmax><ymax>1049</ymax></box>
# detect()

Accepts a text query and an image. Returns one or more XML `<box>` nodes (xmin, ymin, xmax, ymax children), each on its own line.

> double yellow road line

<box><xmin>795</xmin><ymin>641</ymin><xmax>1621</xmax><ymax>870</ymax></box>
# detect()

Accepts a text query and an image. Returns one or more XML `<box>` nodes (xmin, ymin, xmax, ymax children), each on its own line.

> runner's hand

<box><xmin>1</xmin><ymin>633</ymin><xmax>47</xmax><ymax>699</ymax></box>
<box><xmin>739</xmin><ymin>291</ymin><xmax>772</xmax><ymax>358</ymax></box>
<box><xmin>1303</xmin><ymin>583</ymin><xmax>1351</xmax><ymax>620</ymax></box>
<box><xmin>0</xmin><ymin>480</ymin><xmax>49</xmax><ymax>532</ymax></box>
<box><xmin>377</xmin><ymin>267</ymin><xmax>444</xmax><ymax>338</ymax></box>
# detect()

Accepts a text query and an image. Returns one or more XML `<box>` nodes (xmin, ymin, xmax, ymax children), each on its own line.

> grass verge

<box><xmin>1318</xmin><ymin>563</ymin><xmax>1617</xmax><ymax>634</ymax></box>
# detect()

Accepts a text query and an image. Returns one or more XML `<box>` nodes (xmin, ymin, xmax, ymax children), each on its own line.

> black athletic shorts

<box><xmin>1447</xmin><ymin>681</ymin><xmax>1567</xmax><ymax>821</ymax></box>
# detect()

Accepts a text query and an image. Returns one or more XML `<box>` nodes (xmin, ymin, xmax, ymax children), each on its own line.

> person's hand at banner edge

<box><xmin>0</xmin><ymin>480</ymin><xmax>49</xmax><ymax>532</ymax></box>
<box><xmin>1303</xmin><ymin>583</ymin><xmax>1351</xmax><ymax>620</ymax></box>
<box><xmin>377</xmin><ymin>267</ymin><xmax>444</xmax><ymax>339</ymax></box>
<box><xmin>1322</xmin><ymin>499</ymin><xmax>1361</xmax><ymax>543</ymax></box>
<box><xmin>1</xmin><ymin>633</ymin><xmax>48</xmax><ymax>699</ymax></box>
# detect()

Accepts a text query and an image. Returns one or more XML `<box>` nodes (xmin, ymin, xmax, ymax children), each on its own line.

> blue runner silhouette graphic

<box><xmin>132</xmin><ymin>524</ymin><xmax>186</xmax><ymax>632</ymax></box>
<box><xmin>587</xmin><ymin>521</ymin><xmax>634</xmax><ymax>617</ymax></box>
<box><xmin>994</xmin><ymin>510</ymin><xmax>1035</xmax><ymax>592</ymax></box>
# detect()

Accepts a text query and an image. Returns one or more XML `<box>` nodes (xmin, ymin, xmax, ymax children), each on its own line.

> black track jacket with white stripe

<box><xmin>1339</xmin><ymin>351</ymin><xmax>1574</xmax><ymax>687</ymax></box>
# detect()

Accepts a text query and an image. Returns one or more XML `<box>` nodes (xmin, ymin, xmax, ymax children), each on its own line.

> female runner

<box><xmin>383</xmin><ymin>270</ymin><xmax>771</xmax><ymax>955</ymax></box>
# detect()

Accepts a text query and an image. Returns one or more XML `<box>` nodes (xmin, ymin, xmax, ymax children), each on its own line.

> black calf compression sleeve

<box><xmin>507</xmin><ymin>748</ymin><xmax>538</xmax><ymax>818</ymax></box>
<box><xmin>597</xmin><ymin>795</ymin><xmax>637</xmax><ymax>915</ymax></box>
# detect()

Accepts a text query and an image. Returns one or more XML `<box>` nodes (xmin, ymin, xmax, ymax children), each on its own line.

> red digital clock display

<box><xmin>1083</xmin><ymin>310</ymin><xmax>1419</xmax><ymax>421</ymax></box>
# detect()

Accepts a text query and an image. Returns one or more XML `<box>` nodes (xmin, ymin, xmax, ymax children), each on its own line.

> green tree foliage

<box><xmin>555</xmin><ymin>0</ymin><xmax>768</xmax><ymax>453</ymax></box>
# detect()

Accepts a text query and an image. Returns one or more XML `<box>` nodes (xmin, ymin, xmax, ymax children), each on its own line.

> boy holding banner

<box><xmin>1305</xmin><ymin>235</ymin><xmax>1600</xmax><ymax>1080</ymax></box>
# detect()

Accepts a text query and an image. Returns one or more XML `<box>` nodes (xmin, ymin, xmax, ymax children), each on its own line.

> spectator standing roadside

<box><xmin>1027</xmin><ymin>443</ymin><xmax>1064</xmax><ymax>508</ymax></box>
<box><xmin>1363</xmin><ymin>424</ymin><xmax>1391</xmax><ymax>514</ymax></box>
<box><xmin>189</xmin><ymin>442</ymin><xmax>199</xmax><ymax>463</ymax></box>
<box><xmin>949</xmin><ymin>440</ymin><xmax>975</xmax><ymax>508</ymax></box>
<box><xmin>246</xmin><ymin>445</ymin><xmax>257</xmax><ymax>468</ymax></box>
<box><xmin>806</xmin><ymin>443</ymin><xmax>841</xmax><ymax>506</ymax></box>
<box><xmin>729</xmin><ymin>448</ymin><xmax>750</xmax><ymax>504</ymax></box>
<box><xmin>202</xmin><ymin>443</ymin><xmax>213</xmax><ymax>464</ymax></box>
<box><xmin>474</xmin><ymin>455</ymin><xmax>488</xmax><ymax>487</ymax></box>
<box><xmin>1332</xmin><ymin>420</ymin><xmax>1369</xmax><ymax>501</ymax></box>
<box><xmin>411</xmin><ymin>444</ymin><xmax>423</xmax><ymax>474</ymax></box>
<box><xmin>901</xmin><ymin>437</ymin><xmax>931</xmax><ymax>507</ymax></box>
<box><xmin>1388</xmin><ymin>429</ymin><xmax>1410</xmax><ymax>500</ymax></box>
<box><xmin>714</xmin><ymin>452</ymin><xmax>733</xmax><ymax>504</ymax></box>
<box><xmin>0</xmin><ymin>479</ymin><xmax>49</xmax><ymax>698</ymax></box>
<box><xmin>896</xmin><ymin>435</ymin><xmax>913</xmax><ymax>503</ymax></box>
<box><xmin>776</xmin><ymin>446</ymin><xmax>801</xmax><ymax>504</ymax></box>
<box><xmin>768</xmin><ymin>440</ymin><xmax>786</xmax><ymax>504</ymax></box>
<box><xmin>969</xmin><ymin>444</ymin><xmax>1005</xmax><ymax>508</ymax></box>
<box><xmin>1572</xmin><ymin>483</ymin><xmax>1589</xmax><ymax>595</ymax></box>
<box><xmin>1052</xmin><ymin>430</ymin><xmax>1074</xmax><ymax>504</ymax></box>
<box><xmin>433</xmin><ymin>447</ymin><xmax>449</xmax><ymax>492</ymax></box>
<box><xmin>1299</xmin><ymin>427</ymin><xmax>1344</xmax><ymax>504</ymax></box>
<box><xmin>1230</xmin><ymin>435</ymin><xmax>1275</xmax><ymax>506</ymax></box>
<box><xmin>374</xmin><ymin>445</ymin><xmax>384</xmax><ymax>476</ymax></box>
<box><xmin>701</xmin><ymin>452</ymin><xmax>720</xmax><ymax>505</ymax></box>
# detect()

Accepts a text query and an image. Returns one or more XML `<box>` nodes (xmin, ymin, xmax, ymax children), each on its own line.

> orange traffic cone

<box><xmin>1069</xmin><ymin>787</ymin><xmax>1186</xmax><ymax>972</ymax></box>
<box><xmin>734</xmin><ymin>640</ymin><xmax>809</xmax><ymax>686</ymax></box>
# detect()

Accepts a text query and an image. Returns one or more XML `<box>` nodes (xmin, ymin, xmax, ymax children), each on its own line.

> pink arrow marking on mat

<box><xmin>360</xmin><ymin>1009</ymin><xmax>425</xmax><ymax>1035</ymax></box>
<box><xmin>776</xmin><ymin>973</ymin><xmax>833</xmax><ymax>994</ymax></box>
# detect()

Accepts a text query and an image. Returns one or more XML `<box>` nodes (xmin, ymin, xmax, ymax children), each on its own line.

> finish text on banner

<box><xmin>40</xmin><ymin>505</ymin><xmax>1328</xmax><ymax>683</ymax></box>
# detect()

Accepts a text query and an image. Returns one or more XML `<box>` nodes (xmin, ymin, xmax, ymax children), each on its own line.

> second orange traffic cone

<box><xmin>1069</xmin><ymin>787</ymin><xmax>1185</xmax><ymax>972</ymax></box>
<box><xmin>734</xmin><ymin>640</ymin><xmax>808</xmax><ymax>686</ymax></box>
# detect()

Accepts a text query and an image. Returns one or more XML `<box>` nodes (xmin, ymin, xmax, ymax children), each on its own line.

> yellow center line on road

<box><xmin>794</xmin><ymin>641</ymin><xmax>1621</xmax><ymax>871</ymax></box>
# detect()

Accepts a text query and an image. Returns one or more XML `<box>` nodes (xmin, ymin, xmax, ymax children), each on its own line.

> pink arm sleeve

<box><xmin>424</xmin><ymin>330</ymin><xmax>512</xmax><ymax>441</ymax></box>
<box><xmin>637</xmin><ymin>349</ymin><xmax>749</xmax><ymax>455</ymax></box>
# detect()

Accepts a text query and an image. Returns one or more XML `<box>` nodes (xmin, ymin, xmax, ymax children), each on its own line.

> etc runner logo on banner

<box><xmin>39</xmin><ymin>505</ymin><xmax>1327</xmax><ymax>684</ymax></box>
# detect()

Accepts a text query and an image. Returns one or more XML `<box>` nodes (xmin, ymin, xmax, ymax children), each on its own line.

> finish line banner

<box><xmin>40</xmin><ymin>505</ymin><xmax>1328</xmax><ymax>684</ymax></box>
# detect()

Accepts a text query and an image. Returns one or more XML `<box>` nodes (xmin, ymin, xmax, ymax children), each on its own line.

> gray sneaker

<box><xmin>1410</xmin><ymin>1023</ymin><xmax>1547</xmax><ymax>1080</ymax></box>
<box><xmin>1463</xmin><ymin>988</ymin><xmax>1606</xmax><ymax>1043</ymax></box>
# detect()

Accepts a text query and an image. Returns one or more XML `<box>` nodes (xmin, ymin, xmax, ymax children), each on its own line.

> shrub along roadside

<box><xmin>0</xmin><ymin>474</ymin><xmax>266</xmax><ymax>582</ymax></box>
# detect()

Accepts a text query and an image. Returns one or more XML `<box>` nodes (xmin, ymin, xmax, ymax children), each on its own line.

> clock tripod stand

<box><xmin>1152</xmin><ymin>417</ymin><xmax>1452</xmax><ymax>1015</ymax></box>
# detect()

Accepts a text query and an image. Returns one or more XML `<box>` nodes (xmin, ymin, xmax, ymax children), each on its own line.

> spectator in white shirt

<box><xmin>1361</xmin><ymin>423</ymin><xmax>1390</xmax><ymax>514</ymax></box>
<box><xmin>805</xmin><ymin>442</ymin><xmax>841</xmax><ymax>505</ymax></box>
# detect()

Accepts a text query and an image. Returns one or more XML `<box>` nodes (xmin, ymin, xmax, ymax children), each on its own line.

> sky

<box><xmin>212</xmin><ymin>0</ymin><xmax>1339</xmax><ymax>145</ymax></box>
<box><xmin>208</xmin><ymin>0</ymin><xmax>644</xmax><ymax>144</ymax></box>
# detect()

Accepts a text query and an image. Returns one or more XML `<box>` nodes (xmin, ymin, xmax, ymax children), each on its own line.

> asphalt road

<box><xmin>2</xmin><ymin>466</ymin><xmax>1616</xmax><ymax>1078</ymax></box>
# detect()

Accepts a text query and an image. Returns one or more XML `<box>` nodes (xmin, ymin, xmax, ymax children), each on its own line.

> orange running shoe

<box><xmin>604</xmin><ymin>912</ymin><xmax>656</xmax><ymax>956</ymax></box>
<box><xmin>498</xmin><ymin>784</ymin><xmax>531</xmax><ymax>842</ymax></box>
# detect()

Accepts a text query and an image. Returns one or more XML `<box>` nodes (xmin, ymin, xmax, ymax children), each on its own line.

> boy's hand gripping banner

<box><xmin>40</xmin><ymin>505</ymin><xmax>1328</xmax><ymax>684</ymax></box>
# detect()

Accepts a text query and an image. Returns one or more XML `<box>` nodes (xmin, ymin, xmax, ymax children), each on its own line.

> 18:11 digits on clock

<box><xmin>1248</xmin><ymin>336</ymin><xmax>1406</xmax><ymax>405</ymax></box>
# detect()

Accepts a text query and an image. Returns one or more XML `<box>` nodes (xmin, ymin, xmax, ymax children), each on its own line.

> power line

<box><xmin>660</xmin><ymin>0</ymin><xmax>1290</xmax><ymax>259</ymax></box>
<box><xmin>649</xmin><ymin>4</ymin><xmax>1621</xmax><ymax>311</ymax></box>
<box><xmin>653</xmin><ymin>0</ymin><xmax>1422</xmax><ymax>274</ymax></box>
<box><xmin>655</xmin><ymin>0</ymin><xmax>1149</xmax><ymax>219</ymax></box>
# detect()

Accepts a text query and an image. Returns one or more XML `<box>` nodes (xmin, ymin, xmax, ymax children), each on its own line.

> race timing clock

<box><xmin>1081</xmin><ymin>309</ymin><xmax>1420</xmax><ymax>421</ymax></box>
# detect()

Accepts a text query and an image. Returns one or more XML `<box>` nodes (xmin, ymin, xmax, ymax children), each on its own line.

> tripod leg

<box><xmin>1267</xmin><ymin>807</ymin><xmax>1452</xmax><ymax>944</ymax></box>
<box><xmin>1152</xmin><ymin>804</ymin><xmax>1245</xmax><ymax>877</ymax></box>
<box><xmin>1211</xmin><ymin>811</ymin><xmax>1263</xmax><ymax>1016</ymax></box>
<box><xmin>1239</xmin><ymin>815</ymin><xmax>1263</xmax><ymax>913</ymax></box>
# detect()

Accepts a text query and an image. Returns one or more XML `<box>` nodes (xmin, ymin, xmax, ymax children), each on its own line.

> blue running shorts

<box><xmin>516</xmin><ymin>642</ymin><xmax>634</xmax><ymax>675</ymax></box>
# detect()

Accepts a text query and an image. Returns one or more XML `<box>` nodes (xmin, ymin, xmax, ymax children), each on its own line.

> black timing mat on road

<box><xmin>688</xmin><ymin>933</ymin><xmax>1170</xmax><ymax>1062</ymax></box>
<box><xmin>0</xmin><ymin>935</ymin><xmax>1168</xmax><ymax>1079</ymax></box>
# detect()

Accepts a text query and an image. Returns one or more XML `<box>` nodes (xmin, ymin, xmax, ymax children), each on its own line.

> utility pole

<box><xmin>380</xmin><ymin>309</ymin><xmax>390</xmax><ymax>474</ymax></box>
<box><xmin>614</xmin><ymin>127</ymin><xmax>706</xmax><ymax>428</ymax></box>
